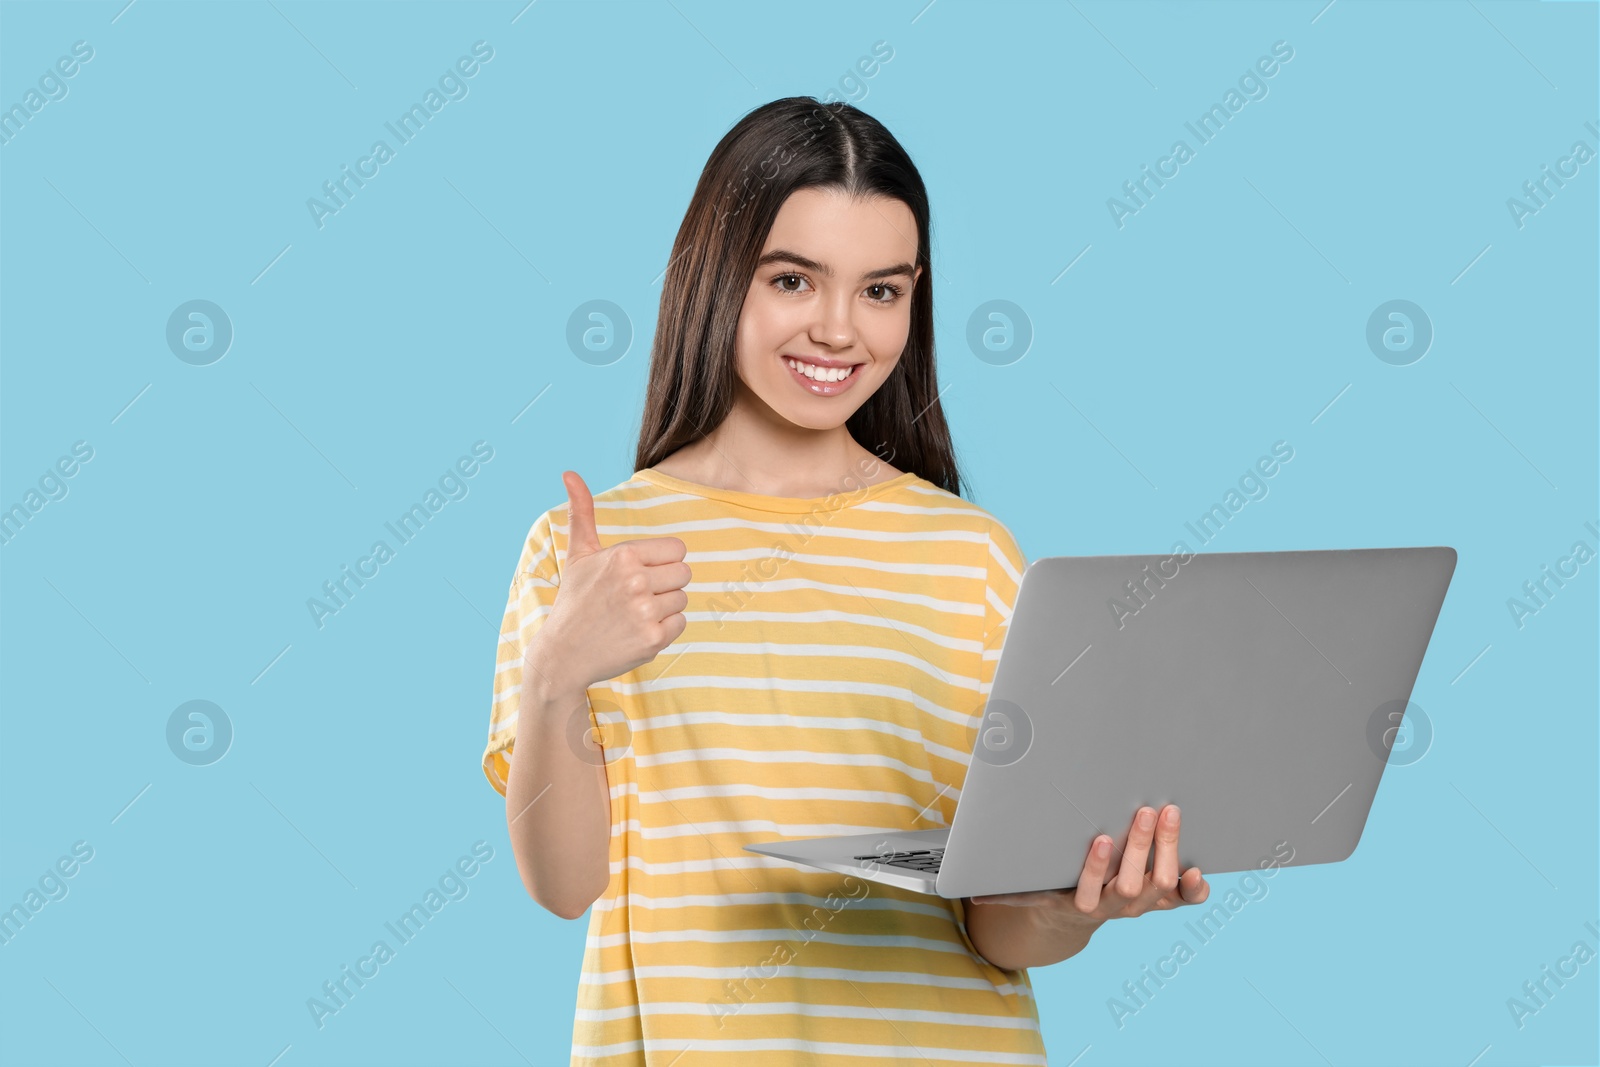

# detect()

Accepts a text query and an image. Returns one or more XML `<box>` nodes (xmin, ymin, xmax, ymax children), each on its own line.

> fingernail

<box><xmin>1169</xmin><ymin>805</ymin><xmax>1181</xmax><ymax>825</ymax></box>
<box><xmin>1138</xmin><ymin>808</ymin><xmax>1155</xmax><ymax>830</ymax></box>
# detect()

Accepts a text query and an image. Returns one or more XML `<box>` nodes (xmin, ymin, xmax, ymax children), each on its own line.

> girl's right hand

<box><xmin>529</xmin><ymin>470</ymin><xmax>691</xmax><ymax>693</ymax></box>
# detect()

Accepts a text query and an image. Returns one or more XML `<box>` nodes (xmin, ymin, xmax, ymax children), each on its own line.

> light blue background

<box><xmin>2</xmin><ymin>1</ymin><xmax>1595</xmax><ymax>1065</ymax></box>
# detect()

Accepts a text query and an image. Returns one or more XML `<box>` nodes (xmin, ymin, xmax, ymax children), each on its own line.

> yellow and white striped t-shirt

<box><xmin>482</xmin><ymin>466</ymin><xmax>1043</xmax><ymax>1066</ymax></box>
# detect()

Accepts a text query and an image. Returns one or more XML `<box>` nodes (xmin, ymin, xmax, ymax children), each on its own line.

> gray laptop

<box><xmin>745</xmin><ymin>546</ymin><xmax>1458</xmax><ymax>899</ymax></box>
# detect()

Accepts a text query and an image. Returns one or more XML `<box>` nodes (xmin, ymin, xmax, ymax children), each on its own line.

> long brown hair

<box><xmin>633</xmin><ymin>96</ymin><xmax>964</xmax><ymax>497</ymax></box>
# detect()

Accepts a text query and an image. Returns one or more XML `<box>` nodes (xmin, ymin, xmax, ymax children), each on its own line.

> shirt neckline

<box><xmin>633</xmin><ymin>467</ymin><xmax>922</xmax><ymax>514</ymax></box>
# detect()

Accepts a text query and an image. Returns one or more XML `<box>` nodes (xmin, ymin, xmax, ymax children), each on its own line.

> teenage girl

<box><xmin>483</xmin><ymin>96</ymin><xmax>1211</xmax><ymax>1067</ymax></box>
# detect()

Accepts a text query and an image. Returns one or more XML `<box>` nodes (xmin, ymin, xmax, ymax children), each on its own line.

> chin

<box><xmin>780</xmin><ymin>407</ymin><xmax>854</xmax><ymax>431</ymax></box>
<box><xmin>780</xmin><ymin>381</ymin><xmax>872</xmax><ymax>426</ymax></box>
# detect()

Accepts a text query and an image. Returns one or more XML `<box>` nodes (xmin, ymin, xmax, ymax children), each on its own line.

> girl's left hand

<box><xmin>969</xmin><ymin>803</ymin><xmax>1209</xmax><ymax>928</ymax></box>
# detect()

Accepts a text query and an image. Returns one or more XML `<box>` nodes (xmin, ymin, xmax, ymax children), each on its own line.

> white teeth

<box><xmin>786</xmin><ymin>358</ymin><xmax>854</xmax><ymax>383</ymax></box>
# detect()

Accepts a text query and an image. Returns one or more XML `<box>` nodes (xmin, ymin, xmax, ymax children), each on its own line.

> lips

<box><xmin>782</xmin><ymin>354</ymin><xmax>863</xmax><ymax>396</ymax></box>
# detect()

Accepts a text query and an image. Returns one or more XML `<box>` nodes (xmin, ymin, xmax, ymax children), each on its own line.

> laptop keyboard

<box><xmin>853</xmin><ymin>848</ymin><xmax>944</xmax><ymax>874</ymax></box>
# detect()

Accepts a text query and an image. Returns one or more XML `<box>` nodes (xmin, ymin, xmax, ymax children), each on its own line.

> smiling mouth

<box><xmin>783</xmin><ymin>356</ymin><xmax>860</xmax><ymax>383</ymax></box>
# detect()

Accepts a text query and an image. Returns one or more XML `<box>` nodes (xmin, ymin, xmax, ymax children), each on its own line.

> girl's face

<box><xmin>733</xmin><ymin>187</ymin><xmax>923</xmax><ymax>432</ymax></box>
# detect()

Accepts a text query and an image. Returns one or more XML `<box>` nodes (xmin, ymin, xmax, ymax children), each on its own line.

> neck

<box><xmin>660</xmin><ymin>390</ymin><xmax>899</xmax><ymax>498</ymax></box>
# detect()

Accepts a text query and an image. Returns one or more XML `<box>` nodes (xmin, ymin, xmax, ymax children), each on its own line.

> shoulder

<box><xmin>891</xmin><ymin>478</ymin><xmax>1025</xmax><ymax>564</ymax></box>
<box><xmin>920</xmin><ymin>488</ymin><xmax>1028</xmax><ymax>616</ymax></box>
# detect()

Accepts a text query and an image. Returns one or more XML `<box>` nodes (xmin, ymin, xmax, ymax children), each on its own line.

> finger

<box><xmin>1134</xmin><ymin>876</ymin><xmax>1176</xmax><ymax>913</ymax></box>
<box><xmin>1149</xmin><ymin>804</ymin><xmax>1181</xmax><ymax>893</ymax></box>
<box><xmin>563</xmin><ymin>471</ymin><xmax>602</xmax><ymax>560</ymax></box>
<box><xmin>650</xmin><ymin>587</ymin><xmax>689</xmax><ymax>622</ymax></box>
<box><xmin>620</xmin><ymin>535</ymin><xmax>689</xmax><ymax>567</ymax></box>
<box><xmin>1114</xmin><ymin>806</ymin><xmax>1157</xmax><ymax>898</ymax></box>
<box><xmin>1072</xmin><ymin>834</ymin><xmax>1114</xmax><ymax>914</ymax></box>
<box><xmin>1179</xmin><ymin>867</ymin><xmax>1210</xmax><ymax>905</ymax></box>
<box><xmin>656</xmin><ymin>608</ymin><xmax>688</xmax><ymax>645</ymax></box>
<box><xmin>644</xmin><ymin>559</ymin><xmax>693</xmax><ymax>594</ymax></box>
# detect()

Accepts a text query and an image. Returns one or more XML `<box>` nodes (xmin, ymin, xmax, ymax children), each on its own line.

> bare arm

<box><xmin>500</xmin><ymin>469</ymin><xmax>689</xmax><ymax>921</ymax></box>
<box><xmin>504</xmin><ymin>637</ymin><xmax>612</xmax><ymax>920</ymax></box>
<box><xmin>963</xmin><ymin>898</ymin><xmax>1103</xmax><ymax>971</ymax></box>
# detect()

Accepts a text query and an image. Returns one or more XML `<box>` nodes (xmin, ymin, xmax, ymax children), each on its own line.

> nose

<box><xmin>808</xmin><ymin>287</ymin><xmax>857</xmax><ymax>350</ymax></box>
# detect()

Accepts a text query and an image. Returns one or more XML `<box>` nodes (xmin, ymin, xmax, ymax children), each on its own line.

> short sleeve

<box><xmin>481</xmin><ymin>508</ymin><xmax>565</xmax><ymax>797</ymax></box>
<box><xmin>979</xmin><ymin>518</ymin><xmax>1028</xmax><ymax>699</ymax></box>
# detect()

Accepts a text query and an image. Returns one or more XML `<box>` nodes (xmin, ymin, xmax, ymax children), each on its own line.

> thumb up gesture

<box><xmin>534</xmin><ymin>471</ymin><xmax>691</xmax><ymax>693</ymax></box>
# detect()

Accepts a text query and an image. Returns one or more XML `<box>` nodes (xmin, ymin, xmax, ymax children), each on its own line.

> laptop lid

<box><xmin>934</xmin><ymin>546</ymin><xmax>1457</xmax><ymax>899</ymax></box>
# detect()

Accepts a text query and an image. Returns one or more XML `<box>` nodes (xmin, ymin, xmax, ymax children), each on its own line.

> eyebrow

<box><xmin>756</xmin><ymin>249</ymin><xmax>917</xmax><ymax>283</ymax></box>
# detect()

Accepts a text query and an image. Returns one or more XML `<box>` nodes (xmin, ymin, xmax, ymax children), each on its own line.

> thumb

<box><xmin>562</xmin><ymin>470</ymin><xmax>602</xmax><ymax>560</ymax></box>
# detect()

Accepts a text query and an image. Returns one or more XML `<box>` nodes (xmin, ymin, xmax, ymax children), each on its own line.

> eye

<box><xmin>771</xmin><ymin>273</ymin><xmax>907</xmax><ymax>304</ymax></box>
